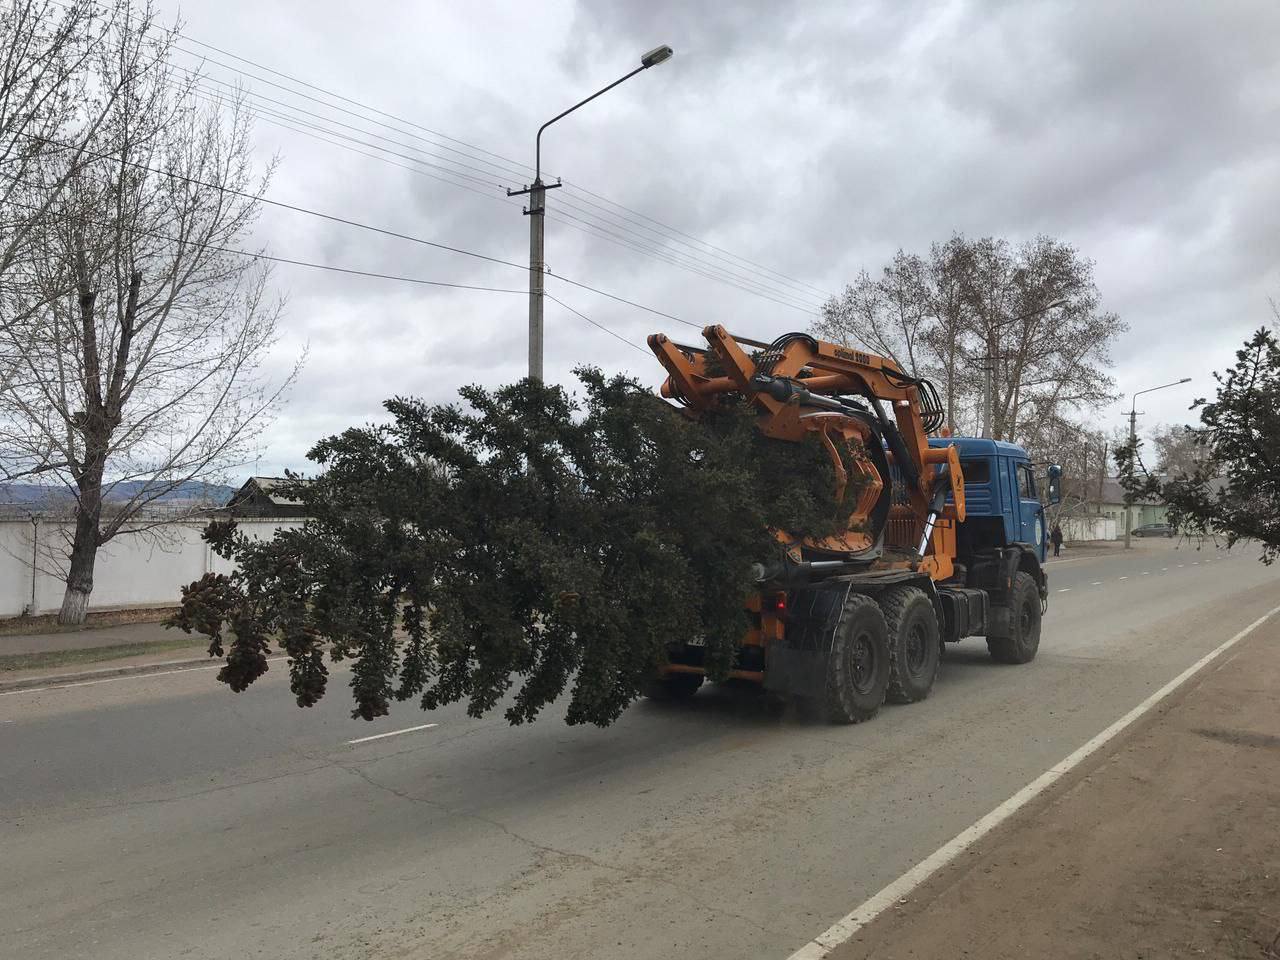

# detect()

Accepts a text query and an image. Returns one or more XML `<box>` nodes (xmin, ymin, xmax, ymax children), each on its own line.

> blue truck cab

<box><xmin>929</xmin><ymin>437</ymin><xmax>1055</xmax><ymax>564</ymax></box>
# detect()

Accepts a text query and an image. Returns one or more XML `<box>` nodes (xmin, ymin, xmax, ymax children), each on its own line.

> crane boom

<box><xmin>648</xmin><ymin>326</ymin><xmax>966</xmax><ymax>579</ymax></box>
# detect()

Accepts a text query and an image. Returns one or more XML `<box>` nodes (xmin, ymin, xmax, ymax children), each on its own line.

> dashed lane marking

<box><xmin>347</xmin><ymin>723</ymin><xmax>439</xmax><ymax>745</ymax></box>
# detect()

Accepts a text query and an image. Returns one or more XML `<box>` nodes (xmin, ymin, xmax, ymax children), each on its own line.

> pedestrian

<box><xmin>1051</xmin><ymin>523</ymin><xmax>1064</xmax><ymax>558</ymax></box>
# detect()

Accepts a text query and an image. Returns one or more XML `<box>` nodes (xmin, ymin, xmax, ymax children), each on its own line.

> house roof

<box><xmin>234</xmin><ymin>476</ymin><xmax>305</xmax><ymax>507</ymax></box>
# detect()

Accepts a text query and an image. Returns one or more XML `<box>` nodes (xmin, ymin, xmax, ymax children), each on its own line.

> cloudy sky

<box><xmin>158</xmin><ymin>0</ymin><xmax>1280</xmax><ymax>479</ymax></box>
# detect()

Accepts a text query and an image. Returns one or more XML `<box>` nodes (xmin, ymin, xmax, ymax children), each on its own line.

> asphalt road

<box><xmin>3</xmin><ymin>539</ymin><xmax>1277</xmax><ymax>960</ymax></box>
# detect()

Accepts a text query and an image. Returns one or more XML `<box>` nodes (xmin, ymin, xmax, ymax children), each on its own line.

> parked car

<box><xmin>1133</xmin><ymin>522</ymin><xmax>1174</xmax><ymax>538</ymax></box>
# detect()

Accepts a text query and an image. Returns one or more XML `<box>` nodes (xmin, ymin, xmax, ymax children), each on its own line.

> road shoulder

<box><xmin>830</xmin><ymin>619</ymin><xmax>1280</xmax><ymax>959</ymax></box>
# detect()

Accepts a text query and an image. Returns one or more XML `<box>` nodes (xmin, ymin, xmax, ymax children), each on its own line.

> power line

<box><xmin>561</xmin><ymin>180</ymin><xmax>836</xmax><ymax>300</ymax></box>
<box><xmin>38</xmin><ymin>0</ymin><xmax>836</xmax><ymax>307</ymax></box>
<box><xmin>184</xmin><ymin>80</ymin><xmax>824</xmax><ymax>312</ymax></box>
<box><xmin>26</xmin><ymin>134</ymin><xmax>530</xmax><ymax>272</ymax></box>
<box><xmin>177</xmin><ymin>66</ymin><xmax>515</xmax><ymax>188</ymax></box>
<box><xmin>547</xmin><ymin>209</ymin><xmax>819</xmax><ymax>314</ymax></box>
<box><xmin>1</xmin><ymin>194</ymin><xmax>526</xmax><ymax>293</ymax></box>
<box><xmin>546</xmin><ymin>271</ymin><xmax>699</xmax><ymax>329</ymax></box>
<box><xmin>13</xmin><ymin>137</ymin><xmax>704</xmax><ymax>329</ymax></box>
<box><xmin>174</xmin><ymin>38</ymin><xmax>536</xmax><ymax>181</ymax></box>
<box><xmin>545</xmin><ymin>292</ymin><xmax>650</xmax><ymax>355</ymax></box>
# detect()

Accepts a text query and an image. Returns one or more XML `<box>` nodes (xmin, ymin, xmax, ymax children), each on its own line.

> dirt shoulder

<box><xmin>833</xmin><ymin>622</ymin><xmax>1280</xmax><ymax>960</ymax></box>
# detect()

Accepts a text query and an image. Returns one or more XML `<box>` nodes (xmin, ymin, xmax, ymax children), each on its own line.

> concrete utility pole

<box><xmin>526</xmin><ymin>181</ymin><xmax>547</xmax><ymax>380</ymax></box>
<box><xmin>1122</xmin><ymin>377</ymin><xmax>1192</xmax><ymax>549</ymax></box>
<box><xmin>510</xmin><ymin>45</ymin><xmax>673</xmax><ymax>382</ymax></box>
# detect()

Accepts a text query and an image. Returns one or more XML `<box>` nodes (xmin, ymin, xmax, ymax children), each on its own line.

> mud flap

<box><xmin>764</xmin><ymin>580</ymin><xmax>852</xmax><ymax>699</ymax></box>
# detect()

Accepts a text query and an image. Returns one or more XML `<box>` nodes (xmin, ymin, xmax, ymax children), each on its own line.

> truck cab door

<box><xmin>1016</xmin><ymin>461</ymin><xmax>1045</xmax><ymax>558</ymax></box>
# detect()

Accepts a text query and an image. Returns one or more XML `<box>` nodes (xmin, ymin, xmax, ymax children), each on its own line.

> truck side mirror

<box><xmin>1047</xmin><ymin>464</ymin><xmax>1062</xmax><ymax>505</ymax></box>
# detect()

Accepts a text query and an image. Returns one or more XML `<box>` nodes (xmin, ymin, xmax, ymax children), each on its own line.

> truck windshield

<box><xmin>960</xmin><ymin>458</ymin><xmax>990</xmax><ymax>483</ymax></box>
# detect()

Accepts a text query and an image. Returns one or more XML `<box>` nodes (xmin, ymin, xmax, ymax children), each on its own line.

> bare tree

<box><xmin>1149</xmin><ymin>422</ymin><xmax>1212</xmax><ymax>478</ymax></box>
<box><xmin>814</xmin><ymin>254</ymin><xmax>930</xmax><ymax>376</ymax></box>
<box><xmin>1</xmin><ymin>1</ymin><xmax>127</xmax><ymax>385</ymax></box>
<box><xmin>816</xmin><ymin>235</ymin><xmax>1125</xmax><ymax>450</ymax></box>
<box><xmin>0</xmin><ymin>1</ymin><xmax>297</xmax><ymax>623</ymax></box>
<box><xmin>968</xmin><ymin>236</ymin><xmax>1123</xmax><ymax>444</ymax></box>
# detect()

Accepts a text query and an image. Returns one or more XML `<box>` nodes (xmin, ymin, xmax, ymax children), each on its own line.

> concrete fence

<box><xmin>1059</xmin><ymin>515</ymin><xmax>1118</xmax><ymax>543</ymax></box>
<box><xmin>0</xmin><ymin>517</ymin><xmax>303</xmax><ymax>619</ymax></box>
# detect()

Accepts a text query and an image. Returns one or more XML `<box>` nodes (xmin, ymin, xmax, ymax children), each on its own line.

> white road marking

<box><xmin>1193</xmin><ymin>561</ymin><xmax>1200</xmax><ymax>565</ymax></box>
<box><xmin>1091</xmin><ymin>581</ymin><xmax>1103</xmax><ymax>586</ymax></box>
<box><xmin>1118</xmin><ymin>576</ymin><xmax>1128</xmax><ymax>580</ymax></box>
<box><xmin>784</xmin><ymin>604</ymin><xmax>1280</xmax><ymax>960</ymax></box>
<box><xmin>0</xmin><ymin>656</ymin><xmax>290</xmax><ymax>698</ymax></box>
<box><xmin>1141</xmin><ymin>572</ymin><xmax>1150</xmax><ymax>576</ymax></box>
<box><xmin>1162</xmin><ymin>567</ymin><xmax>1168</xmax><ymax>571</ymax></box>
<box><xmin>1057</xmin><ymin>588</ymin><xmax>1070</xmax><ymax>593</ymax></box>
<box><xmin>1179</xmin><ymin>564</ymin><xmax>1185</xmax><ymax>568</ymax></box>
<box><xmin>347</xmin><ymin>723</ymin><xmax>439</xmax><ymax>745</ymax></box>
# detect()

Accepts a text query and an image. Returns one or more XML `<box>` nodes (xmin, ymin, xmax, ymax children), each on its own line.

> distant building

<box><xmin>1093</xmin><ymin>476</ymin><xmax>1168</xmax><ymax>530</ymax></box>
<box><xmin>226</xmin><ymin>476</ymin><xmax>309</xmax><ymax>518</ymax></box>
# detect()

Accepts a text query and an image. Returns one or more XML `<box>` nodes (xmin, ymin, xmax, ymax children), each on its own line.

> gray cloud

<box><xmin>162</xmin><ymin>0</ymin><xmax>1280</xmax><ymax>474</ymax></box>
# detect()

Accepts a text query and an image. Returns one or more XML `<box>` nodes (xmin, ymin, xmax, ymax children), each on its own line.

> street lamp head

<box><xmin>641</xmin><ymin>45</ymin><xmax>674</xmax><ymax>68</ymax></box>
<box><xmin>1178</xmin><ymin>377</ymin><xmax>1192</xmax><ymax>384</ymax></box>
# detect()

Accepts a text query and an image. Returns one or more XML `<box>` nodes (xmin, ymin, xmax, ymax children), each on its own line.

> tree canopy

<box><xmin>170</xmin><ymin>369</ymin><xmax>846</xmax><ymax>726</ymax></box>
<box><xmin>1117</xmin><ymin>324</ymin><xmax>1280</xmax><ymax>562</ymax></box>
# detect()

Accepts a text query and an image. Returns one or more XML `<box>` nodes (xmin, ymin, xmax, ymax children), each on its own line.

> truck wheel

<box><xmin>822</xmin><ymin>593</ymin><xmax>891</xmax><ymax>723</ymax></box>
<box><xmin>987</xmin><ymin>571</ymin><xmax>1041</xmax><ymax>664</ymax></box>
<box><xmin>882</xmin><ymin>586</ymin><xmax>941</xmax><ymax>704</ymax></box>
<box><xmin>642</xmin><ymin>673</ymin><xmax>703</xmax><ymax>700</ymax></box>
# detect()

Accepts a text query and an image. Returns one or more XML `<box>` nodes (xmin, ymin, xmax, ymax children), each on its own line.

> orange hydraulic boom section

<box><xmin>648</xmin><ymin>326</ymin><xmax>966</xmax><ymax>582</ymax></box>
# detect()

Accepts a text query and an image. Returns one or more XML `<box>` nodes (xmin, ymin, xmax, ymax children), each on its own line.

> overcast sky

<box><xmin>159</xmin><ymin>0</ymin><xmax>1280</xmax><ymax>480</ymax></box>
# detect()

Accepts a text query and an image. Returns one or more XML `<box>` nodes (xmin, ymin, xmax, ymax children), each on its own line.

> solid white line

<box><xmin>784</xmin><ymin>604</ymin><xmax>1280</xmax><ymax>960</ymax></box>
<box><xmin>346</xmin><ymin>723</ymin><xmax>438</xmax><ymax>745</ymax></box>
<box><xmin>0</xmin><ymin>656</ymin><xmax>291</xmax><ymax>698</ymax></box>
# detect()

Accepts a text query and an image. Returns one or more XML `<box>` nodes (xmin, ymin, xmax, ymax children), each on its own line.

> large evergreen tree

<box><xmin>171</xmin><ymin>369</ymin><xmax>846</xmax><ymax>726</ymax></box>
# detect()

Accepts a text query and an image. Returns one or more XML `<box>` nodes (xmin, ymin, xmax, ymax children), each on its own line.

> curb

<box><xmin>0</xmin><ymin>655</ymin><xmax>216</xmax><ymax>692</ymax></box>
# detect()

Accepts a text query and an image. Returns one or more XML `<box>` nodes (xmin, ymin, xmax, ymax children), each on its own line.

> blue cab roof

<box><xmin>927</xmin><ymin>436</ymin><xmax>1029</xmax><ymax>458</ymax></box>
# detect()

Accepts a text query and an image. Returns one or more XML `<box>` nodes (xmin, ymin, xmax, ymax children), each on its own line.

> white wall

<box><xmin>0</xmin><ymin>518</ymin><xmax>303</xmax><ymax>618</ymax></box>
<box><xmin>1060</xmin><ymin>515</ymin><xmax>1117</xmax><ymax>543</ymax></box>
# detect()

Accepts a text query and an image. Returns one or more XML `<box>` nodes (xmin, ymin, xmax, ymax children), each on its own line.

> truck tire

<box><xmin>986</xmin><ymin>571</ymin><xmax>1041</xmax><ymax>664</ymax></box>
<box><xmin>642</xmin><ymin>673</ymin><xmax>703</xmax><ymax>700</ymax></box>
<box><xmin>822</xmin><ymin>592</ymin><xmax>891</xmax><ymax>723</ymax></box>
<box><xmin>882</xmin><ymin>586</ymin><xmax>941</xmax><ymax>704</ymax></box>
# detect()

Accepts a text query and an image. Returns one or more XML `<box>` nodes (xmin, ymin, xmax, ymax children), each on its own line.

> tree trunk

<box><xmin>58</xmin><ymin>509</ymin><xmax>98</xmax><ymax>625</ymax></box>
<box><xmin>58</xmin><ymin>432</ymin><xmax>106</xmax><ymax>626</ymax></box>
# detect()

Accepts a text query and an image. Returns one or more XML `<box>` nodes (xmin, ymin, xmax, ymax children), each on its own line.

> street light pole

<box><xmin>1122</xmin><ymin>377</ymin><xmax>1192</xmax><ymax>549</ymax></box>
<box><xmin>509</xmin><ymin>45</ymin><xmax>673</xmax><ymax>382</ymax></box>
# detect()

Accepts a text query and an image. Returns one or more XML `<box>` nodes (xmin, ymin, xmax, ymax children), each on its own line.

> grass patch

<box><xmin>0</xmin><ymin>636</ymin><xmax>211</xmax><ymax>673</ymax></box>
<box><xmin>0</xmin><ymin>606</ymin><xmax>178</xmax><ymax>637</ymax></box>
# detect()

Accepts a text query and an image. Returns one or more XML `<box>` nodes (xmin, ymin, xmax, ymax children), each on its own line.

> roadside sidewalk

<box><xmin>0</xmin><ymin>620</ymin><xmax>178</xmax><ymax>656</ymax></box>
<box><xmin>832</xmin><ymin>619</ymin><xmax>1280</xmax><ymax>959</ymax></box>
<box><xmin>0</xmin><ymin>621</ymin><xmax>212</xmax><ymax>690</ymax></box>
